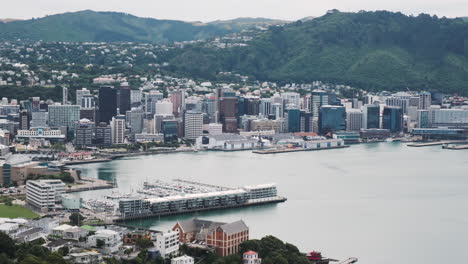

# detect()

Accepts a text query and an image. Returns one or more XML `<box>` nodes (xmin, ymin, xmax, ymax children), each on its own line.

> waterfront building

<box><xmin>48</xmin><ymin>105</ymin><xmax>80</xmax><ymax>129</ymax></box>
<box><xmin>26</xmin><ymin>179</ymin><xmax>66</xmax><ymax>212</ymax></box>
<box><xmin>334</xmin><ymin>132</ymin><xmax>360</xmax><ymax>144</ymax></box>
<box><xmin>430</xmin><ymin>108</ymin><xmax>468</xmax><ymax>127</ymax></box>
<box><xmin>287</xmin><ymin>108</ymin><xmax>301</xmax><ymax>133</ymax></box>
<box><xmin>360</xmin><ymin>128</ymin><xmax>391</xmax><ymax>140</ymax></box>
<box><xmin>220</xmin><ymin>97</ymin><xmax>238</xmax><ymax>133</ymax></box>
<box><xmin>346</xmin><ymin>109</ymin><xmax>363</xmax><ymax>132</ymax></box>
<box><xmin>135</xmin><ymin>133</ymin><xmax>164</xmax><ymax>143</ymax></box>
<box><xmin>250</xmin><ymin>118</ymin><xmax>282</xmax><ymax>133</ymax></box>
<box><xmin>111</xmin><ymin>115</ymin><xmax>126</xmax><ymax>144</ymax></box>
<box><xmin>74</xmin><ymin>119</ymin><xmax>95</xmax><ymax>147</ymax></box>
<box><xmin>171</xmin><ymin>255</ymin><xmax>194</xmax><ymax>264</ymax></box>
<box><xmin>319</xmin><ymin>105</ymin><xmax>346</xmax><ymax>134</ymax></box>
<box><xmin>418</xmin><ymin>92</ymin><xmax>432</xmax><ymax>110</ymax></box>
<box><xmin>195</xmin><ymin>134</ymin><xmax>259</xmax><ymax>150</ymax></box>
<box><xmin>412</xmin><ymin>128</ymin><xmax>468</xmax><ymax>140</ymax></box>
<box><xmin>155</xmin><ymin>231</ymin><xmax>179</xmax><ymax>257</ymax></box>
<box><xmin>184</xmin><ymin>111</ymin><xmax>203</xmax><ymax>140</ymax></box>
<box><xmin>362</xmin><ymin>104</ymin><xmax>380</xmax><ymax>129</ymax></box>
<box><xmin>162</xmin><ymin>120</ymin><xmax>179</xmax><ymax>142</ymax></box>
<box><xmin>98</xmin><ymin>86</ymin><xmax>117</xmax><ymax>124</ymax></box>
<box><xmin>382</xmin><ymin>106</ymin><xmax>403</xmax><ymax>133</ymax></box>
<box><xmin>417</xmin><ymin>110</ymin><xmax>430</xmax><ymax>128</ymax></box>
<box><xmin>243</xmin><ymin>251</ymin><xmax>262</xmax><ymax>264</ymax></box>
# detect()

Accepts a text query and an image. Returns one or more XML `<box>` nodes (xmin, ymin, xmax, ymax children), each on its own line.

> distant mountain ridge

<box><xmin>0</xmin><ymin>10</ymin><xmax>289</xmax><ymax>43</ymax></box>
<box><xmin>0</xmin><ymin>18</ymin><xmax>22</xmax><ymax>23</ymax></box>
<box><xmin>168</xmin><ymin>11</ymin><xmax>468</xmax><ymax>95</ymax></box>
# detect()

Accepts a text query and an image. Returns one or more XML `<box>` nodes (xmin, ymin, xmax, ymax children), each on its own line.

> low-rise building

<box><xmin>171</xmin><ymin>255</ymin><xmax>194</xmax><ymax>264</ymax></box>
<box><xmin>243</xmin><ymin>251</ymin><xmax>262</xmax><ymax>264</ymax></box>
<box><xmin>67</xmin><ymin>252</ymin><xmax>103</xmax><ymax>264</ymax></box>
<box><xmin>88</xmin><ymin>229</ymin><xmax>123</xmax><ymax>254</ymax></box>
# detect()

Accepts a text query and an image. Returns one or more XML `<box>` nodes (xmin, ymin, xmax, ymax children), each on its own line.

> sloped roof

<box><xmin>176</xmin><ymin>218</ymin><xmax>225</xmax><ymax>234</ymax></box>
<box><xmin>219</xmin><ymin>220</ymin><xmax>248</xmax><ymax>235</ymax></box>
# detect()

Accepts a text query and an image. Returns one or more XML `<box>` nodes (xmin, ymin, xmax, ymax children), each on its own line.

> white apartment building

<box><xmin>207</xmin><ymin>123</ymin><xmax>223</xmax><ymax>135</ymax></box>
<box><xmin>111</xmin><ymin>115</ymin><xmax>126</xmax><ymax>144</ymax></box>
<box><xmin>171</xmin><ymin>255</ymin><xmax>194</xmax><ymax>264</ymax></box>
<box><xmin>184</xmin><ymin>111</ymin><xmax>203</xmax><ymax>140</ymax></box>
<box><xmin>155</xmin><ymin>230</ymin><xmax>179</xmax><ymax>257</ymax></box>
<box><xmin>26</xmin><ymin>180</ymin><xmax>66</xmax><ymax>212</ymax></box>
<box><xmin>88</xmin><ymin>229</ymin><xmax>123</xmax><ymax>254</ymax></box>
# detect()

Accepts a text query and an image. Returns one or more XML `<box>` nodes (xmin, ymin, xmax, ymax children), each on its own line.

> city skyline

<box><xmin>2</xmin><ymin>0</ymin><xmax>467</xmax><ymax>22</ymax></box>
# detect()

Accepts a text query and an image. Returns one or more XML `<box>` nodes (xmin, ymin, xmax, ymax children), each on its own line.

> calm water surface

<box><xmin>72</xmin><ymin>143</ymin><xmax>468</xmax><ymax>264</ymax></box>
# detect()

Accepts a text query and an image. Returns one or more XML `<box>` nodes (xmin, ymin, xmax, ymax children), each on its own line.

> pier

<box><xmin>65</xmin><ymin>177</ymin><xmax>114</xmax><ymax>193</ymax></box>
<box><xmin>442</xmin><ymin>144</ymin><xmax>468</xmax><ymax>150</ymax></box>
<box><xmin>253</xmin><ymin>145</ymin><xmax>349</xmax><ymax>154</ymax></box>
<box><xmin>407</xmin><ymin>140</ymin><xmax>468</xmax><ymax>147</ymax></box>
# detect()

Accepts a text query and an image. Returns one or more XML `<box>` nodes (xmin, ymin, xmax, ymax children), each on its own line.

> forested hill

<box><xmin>169</xmin><ymin>11</ymin><xmax>468</xmax><ymax>95</ymax></box>
<box><xmin>0</xmin><ymin>10</ymin><xmax>232</xmax><ymax>43</ymax></box>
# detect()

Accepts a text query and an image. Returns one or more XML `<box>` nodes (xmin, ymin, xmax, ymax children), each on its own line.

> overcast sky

<box><xmin>2</xmin><ymin>0</ymin><xmax>467</xmax><ymax>22</ymax></box>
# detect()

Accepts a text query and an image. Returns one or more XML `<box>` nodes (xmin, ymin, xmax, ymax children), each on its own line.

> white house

<box><xmin>243</xmin><ymin>251</ymin><xmax>262</xmax><ymax>264</ymax></box>
<box><xmin>52</xmin><ymin>224</ymin><xmax>73</xmax><ymax>237</ymax></box>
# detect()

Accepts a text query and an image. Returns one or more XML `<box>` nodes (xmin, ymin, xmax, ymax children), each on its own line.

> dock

<box><xmin>407</xmin><ymin>140</ymin><xmax>468</xmax><ymax>147</ymax></box>
<box><xmin>338</xmin><ymin>257</ymin><xmax>358</xmax><ymax>264</ymax></box>
<box><xmin>253</xmin><ymin>145</ymin><xmax>349</xmax><ymax>154</ymax></box>
<box><xmin>442</xmin><ymin>144</ymin><xmax>468</xmax><ymax>150</ymax></box>
<box><xmin>66</xmin><ymin>177</ymin><xmax>114</xmax><ymax>193</ymax></box>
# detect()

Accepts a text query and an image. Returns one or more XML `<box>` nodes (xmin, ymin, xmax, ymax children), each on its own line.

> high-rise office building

<box><xmin>111</xmin><ymin>115</ymin><xmax>126</xmax><ymax>144</ymax></box>
<box><xmin>76</xmin><ymin>88</ymin><xmax>91</xmax><ymax>106</ymax></box>
<box><xmin>98</xmin><ymin>86</ymin><xmax>117</xmax><ymax>124</ymax></box>
<box><xmin>417</xmin><ymin>110</ymin><xmax>430</xmax><ymax>128</ymax></box>
<box><xmin>117</xmin><ymin>85</ymin><xmax>131</xmax><ymax>115</ymax></box>
<box><xmin>362</xmin><ymin>104</ymin><xmax>380</xmax><ymax>129</ymax></box>
<box><xmin>155</xmin><ymin>100</ymin><xmax>173</xmax><ymax>116</ymax></box>
<box><xmin>95</xmin><ymin>123</ymin><xmax>112</xmax><ymax>146</ymax></box>
<box><xmin>48</xmin><ymin>105</ymin><xmax>80</xmax><ymax>129</ymax></box>
<box><xmin>184</xmin><ymin>111</ymin><xmax>203</xmax><ymax>140</ymax></box>
<box><xmin>62</xmin><ymin>87</ymin><xmax>68</xmax><ymax>105</ymax></box>
<box><xmin>287</xmin><ymin>108</ymin><xmax>301</xmax><ymax>133</ymax></box>
<box><xmin>259</xmin><ymin>98</ymin><xmax>271</xmax><ymax>117</ymax></box>
<box><xmin>130</xmin><ymin>108</ymin><xmax>144</xmax><ymax>135</ymax></box>
<box><xmin>418</xmin><ymin>92</ymin><xmax>432</xmax><ymax>110</ymax></box>
<box><xmin>26</xmin><ymin>179</ymin><xmax>66</xmax><ymax>213</ymax></box>
<box><xmin>319</xmin><ymin>105</ymin><xmax>346</xmax><ymax>134</ymax></box>
<box><xmin>162</xmin><ymin>120</ymin><xmax>179</xmax><ymax>142</ymax></box>
<box><xmin>31</xmin><ymin>110</ymin><xmax>48</xmax><ymax>128</ymax></box>
<box><xmin>75</xmin><ymin>119</ymin><xmax>95</xmax><ymax>147</ymax></box>
<box><xmin>385</xmin><ymin>97</ymin><xmax>409</xmax><ymax>114</ymax></box>
<box><xmin>382</xmin><ymin>106</ymin><xmax>403</xmax><ymax>132</ymax></box>
<box><xmin>219</xmin><ymin>97</ymin><xmax>238</xmax><ymax>133</ymax></box>
<box><xmin>281</xmin><ymin>92</ymin><xmax>301</xmax><ymax>108</ymax></box>
<box><xmin>170</xmin><ymin>90</ymin><xmax>185</xmax><ymax>117</ymax></box>
<box><xmin>312</xmin><ymin>90</ymin><xmax>329</xmax><ymax>116</ymax></box>
<box><xmin>346</xmin><ymin>109</ymin><xmax>363</xmax><ymax>132</ymax></box>
<box><xmin>299</xmin><ymin>111</ymin><xmax>313</xmax><ymax>132</ymax></box>
<box><xmin>19</xmin><ymin>109</ymin><xmax>30</xmax><ymax>130</ymax></box>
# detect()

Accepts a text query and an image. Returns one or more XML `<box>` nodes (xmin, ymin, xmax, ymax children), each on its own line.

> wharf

<box><xmin>253</xmin><ymin>145</ymin><xmax>349</xmax><ymax>154</ymax></box>
<box><xmin>65</xmin><ymin>177</ymin><xmax>114</xmax><ymax>193</ymax></box>
<box><xmin>114</xmin><ymin>196</ymin><xmax>287</xmax><ymax>222</ymax></box>
<box><xmin>63</xmin><ymin>158</ymin><xmax>112</xmax><ymax>166</ymax></box>
<box><xmin>442</xmin><ymin>144</ymin><xmax>468</xmax><ymax>150</ymax></box>
<box><xmin>407</xmin><ymin>140</ymin><xmax>468</xmax><ymax>147</ymax></box>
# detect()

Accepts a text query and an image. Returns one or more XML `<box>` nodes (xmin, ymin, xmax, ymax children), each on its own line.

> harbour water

<box><xmin>71</xmin><ymin>142</ymin><xmax>468</xmax><ymax>264</ymax></box>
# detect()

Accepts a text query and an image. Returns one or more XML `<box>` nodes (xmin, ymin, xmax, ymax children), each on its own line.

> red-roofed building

<box><xmin>243</xmin><ymin>251</ymin><xmax>261</xmax><ymax>264</ymax></box>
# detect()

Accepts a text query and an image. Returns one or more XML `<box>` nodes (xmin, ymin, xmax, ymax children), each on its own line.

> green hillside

<box><xmin>169</xmin><ymin>11</ymin><xmax>468</xmax><ymax>95</ymax></box>
<box><xmin>0</xmin><ymin>10</ymin><xmax>233</xmax><ymax>43</ymax></box>
<box><xmin>207</xmin><ymin>17</ymin><xmax>289</xmax><ymax>31</ymax></box>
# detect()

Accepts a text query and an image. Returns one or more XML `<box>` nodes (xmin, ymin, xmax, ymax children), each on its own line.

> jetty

<box><xmin>253</xmin><ymin>145</ymin><xmax>349</xmax><ymax>154</ymax></box>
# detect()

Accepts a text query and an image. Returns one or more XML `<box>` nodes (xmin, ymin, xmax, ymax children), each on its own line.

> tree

<box><xmin>135</xmin><ymin>238</ymin><xmax>153</xmax><ymax>249</ymax></box>
<box><xmin>69</xmin><ymin>213</ymin><xmax>85</xmax><ymax>226</ymax></box>
<box><xmin>0</xmin><ymin>232</ymin><xmax>16</xmax><ymax>258</ymax></box>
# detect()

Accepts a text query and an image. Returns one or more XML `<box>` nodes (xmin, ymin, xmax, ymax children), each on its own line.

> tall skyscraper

<box><xmin>287</xmin><ymin>108</ymin><xmax>301</xmax><ymax>133</ymax></box>
<box><xmin>299</xmin><ymin>110</ymin><xmax>313</xmax><ymax>132</ymax></box>
<box><xmin>319</xmin><ymin>105</ymin><xmax>346</xmax><ymax>134</ymax></box>
<box><xmin>417</xmin><ymin>110</ymin><xmax>430</xmax><ymax>128</ymax></box>
<box><xmin>362</xmin><ymin>104</ymin><xmax>380</xmax><ymax>129</ymax></box>
<box><xmin>418</xmin><ymin>92</ymin><xmax>432</xmax><ymax>110</ymax></box>
<box><xmin>98</xmin><ymin>86</ymin><xmax>117</xmax><ymax>124</ymax></box>
<box><xmin>117</xmin><ymin>85</ymin><xmax>131</xmax><ymax>115</ymax></box>
<box><xmin>219</xmin><ymin>97</ymin><xmax>238</xmax><ymax>133</ymax></box>
<box><xmin>312</xmin><ymin>90</ymin><xmax>329</xmax><ymax>116</ymax></box>
<box><xmin>383</xmin><ymin>106</ymin><xmax>403</xmax><ymax>132</ymax></box>
<box><xmin>19</xmin><ymin>110</ymin><xmax>30</xmax><ymax>130</ymax></box>
<box><xmin>170</xmin><ymin>90</ymin><xmax>185</xmax><ymax>118</ymax></box>
<box><xmin>111</xmin><ymin>115</ymin><xmax>126</xmax><ymax>144</ymax></box>
<box><xmin>130</xmin><ymin>108</ymin><xmax>144</xmax><ymax>135</ymax></box>
<box><xmin>62</xmin><ymin>87</ymin><xmax>68</xmax><ymax>105</ymax></box>
<box><xmin>184</xmin><ymin>111</ymin><xmax>203</xmax><ymax>140</ymax></box>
